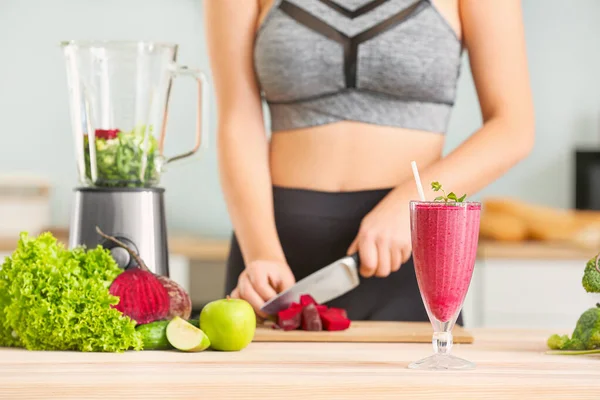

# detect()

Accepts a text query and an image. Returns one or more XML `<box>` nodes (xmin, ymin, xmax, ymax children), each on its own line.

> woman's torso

<box><xmin>255</xmin><ymin>0</ymin><xmax>463</xmax><ymax>192</ymax></box>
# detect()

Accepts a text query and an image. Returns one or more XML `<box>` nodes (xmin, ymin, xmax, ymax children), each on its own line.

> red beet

<box><xmin>109</xmin><ymin>268</ymin><xmax>170</xmax><ymax>324</ymax></box>
<box><xmin>277</xmin><ymin>305</ymin><xmax>303</xmax><ymax>331</ymax></box>
<box><xmin>319</xmin><ymin>308</ymin><xmax>351</xmax><ymax>331</ymax></box>
<box><xmin>301</xmin><ymin>303</ymin><xmax>322</xmax><ymax>331</ymax></box>
<box><xmin>95</xmin><ymin>128</ymin><xmax>119</xmax><ymax>140</ymax></box>
<box><xmin>327</xmin><ymin>307</ymin><xmax>348</xmax><ymax>319</ymax></box>
<box><xmin>156</xmin><ymin>275</ymin><xmax>192</xmax><ymax>320</ymax></box>
<box><xmin>96</xmin><ymin>227</ymin><xmax>191</xmax><ymax>324</ymax></box>
<box><xmin>300</xmin><ymin>294</ymin><xmax>317</xmax><ymax>307</ymax></box>
<box><xmin>315</xmin><ymin>305</ymin><xmax>328</xmax><ymax>316</ymax></box>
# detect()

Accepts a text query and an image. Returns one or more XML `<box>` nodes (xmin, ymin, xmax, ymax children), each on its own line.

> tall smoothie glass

<box><xmin>408</xmin><ymin>200</ymin><xmax>481</xmax><ymax>370</ymax></box>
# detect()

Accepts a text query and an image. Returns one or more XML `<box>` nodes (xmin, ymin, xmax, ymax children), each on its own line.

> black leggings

<box><xmin>225</xmin><ymin>186</ymin><xmax>463</xmax><ymax>325</ymax></box>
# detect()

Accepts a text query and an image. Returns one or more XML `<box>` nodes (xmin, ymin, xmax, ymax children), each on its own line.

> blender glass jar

<box><xmin>61</xmin><ymin>40</ymin><xmax>208</xmax><ymax>188</ymax></box>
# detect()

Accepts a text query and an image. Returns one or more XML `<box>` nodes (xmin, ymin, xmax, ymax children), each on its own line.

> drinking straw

<box><xmin>411</xmin><ymin>161</ymin><xmax>426</xmax><ymax>201</ymax></box>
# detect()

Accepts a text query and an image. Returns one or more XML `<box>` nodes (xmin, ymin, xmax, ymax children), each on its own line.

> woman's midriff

<box><xmin>268</xmin><ymin>121</ymin><xmax>445</xmax><ymax>192</ymax></box>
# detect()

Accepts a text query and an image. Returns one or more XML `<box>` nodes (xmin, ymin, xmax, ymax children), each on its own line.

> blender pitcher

<box><xmin>61</xmin><ymin>40</ymin><xmax>209</xmax><ymax>276</ymax></box>
<box><xmin>62</xmin><ymin>40</ymin><xmax>208</xmax><ymax>188</ymax></box>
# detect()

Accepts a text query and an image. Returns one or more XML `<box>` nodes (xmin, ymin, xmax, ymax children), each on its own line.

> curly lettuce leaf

<box><xmin>0</xmin><ymin>232</ymin><xmax>142</xmax><ymax>352</ymax></box>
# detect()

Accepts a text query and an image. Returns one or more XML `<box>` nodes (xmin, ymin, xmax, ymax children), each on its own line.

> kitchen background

<box><xmin>2</xmin><ymin>0</ymin><xmax>600</xmax><ymax>331</ymax></box>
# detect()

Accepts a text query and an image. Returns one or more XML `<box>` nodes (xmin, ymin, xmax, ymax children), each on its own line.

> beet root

<box><xmin>109</xmin><ymin>268</ymin><xmax>170</xmax><ymax>324</ymax></box>
<box><xmin>301</xmin><ymin>303</ymin><xmax>323</xmax><ymax>331</ymax></box>
<box><xmin>300</xmin><ymin>294</ymin><xmax>317</xmax><ymax>307</ymax></box>
<box><xmin>277</xmin><ymin>305</ymin><xmax>303</xmax><ymax>331</ymax></box>
<box><xmin>96</xmin><ymin>226</ymin><xmax>192</xmax><ymax>324</ymax></box>
<box><xmin>318</xmin><ymin>308</ymin><xmax>351</xmax><ymax>331</ymax></box>
<box><xmin>273</xmin><ymin>294</ymin><xmax>350</xmax><ymax>332</ymax></box>
<box><xmin>156</xmin><ymin>275</ymin><xmax>192</xmax><ymax>320</ymax></box>
<box><xmin>327</xmin><ymin>307</ymin><xmax>348</xmax><ymax>319</ymax></box>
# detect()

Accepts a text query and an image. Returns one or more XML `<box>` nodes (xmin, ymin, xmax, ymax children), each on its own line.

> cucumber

<box><xmin>136</xmin><ymin>320</ymin><xmax>173</xmax><ymax>350</ymax></box>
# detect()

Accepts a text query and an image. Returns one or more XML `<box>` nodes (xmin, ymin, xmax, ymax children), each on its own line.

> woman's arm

<box><xmin>204</xmin><ymin>1</ymin><xmax>294</xmax><ymax>311</ymax></box>
<box><xmin>204</xmin><ymin>1</ymin><xmax>284</xmax><ymax>264</ymax></box>
<box><xmin>393</xmin><ymin>0</ymin><xmax>535</xmax><ymax>200</ymax></box>
<box><xmin>349</xmin><ymin>0</ymin><xmax>535</xmax><ymax>277</ymax></box>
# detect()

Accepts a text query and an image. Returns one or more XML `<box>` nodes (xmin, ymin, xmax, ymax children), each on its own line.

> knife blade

<box><xmin>260</xmin><ymin>252</ymin><xmax>361</xmax><ymax>316</ymax></box>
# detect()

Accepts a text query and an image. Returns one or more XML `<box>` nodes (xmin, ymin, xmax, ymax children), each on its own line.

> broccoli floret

<box><xmin>572</xmin><ymin>304</ymin><xmax>600</xmax><ymax>350</ymax></box>
<box><xmin>547</xmin><ymin>334</ymin><xmax>571</xmax><ymax>350</ymax></box>
<box><xmin>582</xmin><ymin>255</ymin><xmax>600</xmax><ymax>293</ymax></box>
<box><xmin>548</xmin><ymin>304</ymin><xmax>600</xmax><ymax>351</ymax></box>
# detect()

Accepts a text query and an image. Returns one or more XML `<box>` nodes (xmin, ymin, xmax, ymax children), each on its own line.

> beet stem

<box><xmin>96</xmin><ymin>226</ymin><xmax>151</xmax><ymax>272</ymax></box>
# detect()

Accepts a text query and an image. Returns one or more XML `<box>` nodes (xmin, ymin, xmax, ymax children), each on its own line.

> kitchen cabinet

<box><xmin>462</xmin><ymin>257</ymin><xmax>597</xmax><ymax>331</ymax></box>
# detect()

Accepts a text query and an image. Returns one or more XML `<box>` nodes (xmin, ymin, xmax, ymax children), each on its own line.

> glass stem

<box><xmin>432</xmin><ymin>331</ymin><xmax>453</xmax><ymax>356</ymax></box>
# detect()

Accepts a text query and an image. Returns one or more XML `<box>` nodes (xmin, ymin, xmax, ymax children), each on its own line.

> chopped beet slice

<box><xmin>300</xmin><ymin>294</ymin><xmax>318</xmax><ymax>307</ymax></box>
<box><xmin>290</xmin><ymin>302</ymin><xmax>302</xmax><ymax>309</ymax></box>
<box><xmin>319</xmin><ymin>309</ymin><xmax>351</xmax><ymax>331</ymax></box>
<box><xmin>327</xmin><ymin>307</ymin><xmax>348</xmax><ymax>319</ymax></box>
<box><xmin>277</xmin><ymin>306</ymin><xmax>302</xmax><ymax>331</ymax></box>
<box><xmin>301</xmin><ymin>303</ymin><xmax>322</xmax><ymax>331</ymax></box>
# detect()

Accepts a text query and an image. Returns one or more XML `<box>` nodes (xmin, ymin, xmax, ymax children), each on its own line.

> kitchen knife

<box><xmin>260</xmin><ymin>252</ymin><xmax>361</xmax><ymax>316</ymax></box>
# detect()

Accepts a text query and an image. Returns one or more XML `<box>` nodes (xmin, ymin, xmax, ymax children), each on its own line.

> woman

<box><xmin>204</xmin><ymin>0</ymin><xmax>534</xmax><ymax>323</ymax></box>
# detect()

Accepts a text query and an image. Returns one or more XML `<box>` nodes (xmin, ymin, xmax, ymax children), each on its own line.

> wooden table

<box><xmin>1</xmin><ymin>328</ymin><xmax>598</xmax><ymax>399</ymax></box>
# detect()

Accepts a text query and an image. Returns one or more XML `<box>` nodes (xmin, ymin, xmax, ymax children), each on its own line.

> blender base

<box><xmin>68</xmin><ymin>186</ymin><xmax>170</xmax><ymax>276</ymax></box>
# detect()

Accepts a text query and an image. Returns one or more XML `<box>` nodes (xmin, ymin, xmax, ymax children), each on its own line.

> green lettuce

<box><xmin>0</xmin><ymin>232</ymin><xmax>143</xmax><ymax>352</ymax></box>
<box><xmin>83</xmin><ymin>125</ymin><xmax>161</xmax><ymax>188</ymax></box>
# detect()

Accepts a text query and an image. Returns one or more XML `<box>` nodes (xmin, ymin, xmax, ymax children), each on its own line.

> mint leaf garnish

<box><xmin>431</xmin><ymin>182</ymin><xmax>467</xmax><ymax>203</ymax></box>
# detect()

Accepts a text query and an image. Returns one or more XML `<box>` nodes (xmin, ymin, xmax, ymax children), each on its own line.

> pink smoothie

<box><xmin>410</xmin><ymin>202</ymin><xmax>481</xmax><ymax>323</ymax></box>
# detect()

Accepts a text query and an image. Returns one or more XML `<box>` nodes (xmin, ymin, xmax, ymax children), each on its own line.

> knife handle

<box><xmin>348</xmin><ymin>252</ymin><xmax>360</xmax><ymax>268</ymax></box>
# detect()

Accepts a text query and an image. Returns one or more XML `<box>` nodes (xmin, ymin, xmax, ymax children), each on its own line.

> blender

<box><xmin>61</xmin><ymin>40</ymin><xmax>209</xmax><ymax>276</ymax></box>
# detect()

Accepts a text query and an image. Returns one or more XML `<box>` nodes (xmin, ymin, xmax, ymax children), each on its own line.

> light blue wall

<box><xmin>1</xmin><ymin>0</ymin><xmax>599</xmax><ymax>237</ymax></box>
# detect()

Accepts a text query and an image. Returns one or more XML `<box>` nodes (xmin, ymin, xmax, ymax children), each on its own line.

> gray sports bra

<box><xmin>254</xmin><ymin>0</ymin><xmax>463</xmax><ymax>133</ymax></box>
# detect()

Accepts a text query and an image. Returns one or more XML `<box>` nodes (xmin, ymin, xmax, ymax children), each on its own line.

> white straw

<box><xmin>411</xmin><ymin>161</ymin><xmax>426</xmax><ymax>201</ymax></box>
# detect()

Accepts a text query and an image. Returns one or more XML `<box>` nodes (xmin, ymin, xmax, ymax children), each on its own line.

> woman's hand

<box><xmin>230</xmin><ymin>260</ymin><xmax>296</xmax><ymax>318</ymax></box>
<box><xmin>347</xmin><ymin>192</ymin><xmax>412</xmax><ymax>278</ymax></box>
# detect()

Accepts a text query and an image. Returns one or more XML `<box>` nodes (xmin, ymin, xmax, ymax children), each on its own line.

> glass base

<box><xmin>408</xmin><ymin>354</ymin><xmax>475</xmax><ymax>371</ymax></box>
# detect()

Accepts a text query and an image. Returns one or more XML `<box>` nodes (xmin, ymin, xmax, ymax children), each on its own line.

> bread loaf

<box><xmin>481</xmin><ymin>197</ymin><xmax>600</xmax><ymax>248</ymax></box>
<box><xmin>479</xmin><ymin>210</ymin><xmax>528</xmax><ymax>241</ymax></box>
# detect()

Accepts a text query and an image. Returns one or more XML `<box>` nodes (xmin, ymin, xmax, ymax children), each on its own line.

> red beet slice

<box><xmin>300</xmin><ymin>294</ymin><xmax>317</xmax><ymax>307</ymax></box>
<box><xmin>290</xmin><ymin>302</ymin><xmax>302</xmax><ymax>309</ymax></box>
<box><xmin>301</xmin><ymin>303</ymin><xmax>323</xmax><ymax>331</ymax></box>
<box><xmin>319</xmin><ymin>309</ymin><xmax>351</xmax><ymax>331</ymax></box>
<box><xmin>277</xmin><ymin>306</ymin><xmax>302</xmax><ymax>331</ymax></box>
<box><xmin>327</xmin><ymin>307</ymin><xmax>348</xmax><ymax>319</ymax></box>
<box><xmin>315</xmin><ymin>305</ymin><xmax>327</xmax><ymax>313</ymax></box>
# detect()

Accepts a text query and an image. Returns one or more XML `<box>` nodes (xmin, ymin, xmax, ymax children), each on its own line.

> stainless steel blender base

<box><xmin>68</xmin><ymin>187</ymin><xmax>169</xmax><ymax>276</ymax></box>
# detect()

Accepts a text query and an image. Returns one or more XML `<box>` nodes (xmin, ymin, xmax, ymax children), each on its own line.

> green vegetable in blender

<box><xmin>84</xmin><ymin>125</ymin><xmax>162</xmax><ymax>188</ymax></box>
<box><xmin>0</xmin><ymin>231</ymin><xmax>143</xmax><ymax>352</ymax></box>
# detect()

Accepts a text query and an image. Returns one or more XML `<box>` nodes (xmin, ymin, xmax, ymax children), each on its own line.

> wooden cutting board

<box><xmin>253</xmin><ymin>321</ymin><xmax>474</xmax><ymax>344</ymax></box>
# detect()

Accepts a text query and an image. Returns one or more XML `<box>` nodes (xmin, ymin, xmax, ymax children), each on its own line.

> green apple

<box><xmin>200</xmin><ymin>297</ymin><xmax>256</xmax><ymax>351</ymax></box>
<box><xmin>166</xmin><ymin>316</ymin><xmax>211</xmax><ymax>352</ymax></box>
